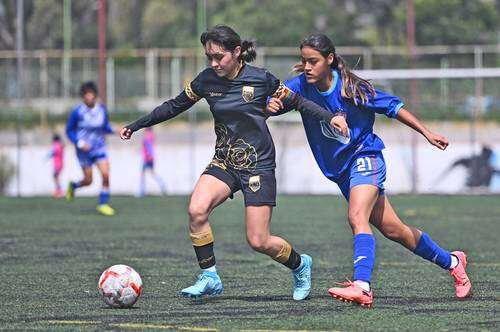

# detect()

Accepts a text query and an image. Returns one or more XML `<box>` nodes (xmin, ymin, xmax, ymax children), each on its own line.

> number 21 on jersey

<box><xmin>356</xmin><ymin>157</ymin><xmax>372</xmax><ymax>172</ymax></box>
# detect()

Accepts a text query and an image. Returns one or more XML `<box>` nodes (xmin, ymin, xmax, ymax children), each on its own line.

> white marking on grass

<box><xmin>43</xmin><ymin>320</ymin><xmax>216</xmax><ymax>331</ymax></box>
<box><xmin>110</xmin><ymin>323</ymin><xmax>217</xmax><ymax>331</ymax></box>
<box><xmin>44</xmin><ymin>320</ymin><xmax>100</xmax><ymax>325</ymax></box>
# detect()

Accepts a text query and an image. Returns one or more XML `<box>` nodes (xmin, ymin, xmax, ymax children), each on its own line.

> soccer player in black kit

<box><xmin>120</xmin><ymin>25</ymin><xmax>348</xmax><ymax>301</ymax></box>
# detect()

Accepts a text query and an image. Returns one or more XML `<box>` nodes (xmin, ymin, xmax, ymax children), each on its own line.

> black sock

<box><xmin>284</xmin><ymin>248</ymin><xmax>301</xmax><ymax>270</ymax></box>
<box><xmin>194</xmin><ymin>243</ymin><xmax>216</xmax><ymax>269</ymax></box>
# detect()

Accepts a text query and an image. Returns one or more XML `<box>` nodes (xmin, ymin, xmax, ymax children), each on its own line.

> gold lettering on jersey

<box><xmin>242</xmin><ymin>86</ymin><xmax>254</xmax><ymax>102</ymax></box>
<box><xmin>249</xmin><ymin>175</ymin><xmax>261</xmax><ymax>192</ymax></box>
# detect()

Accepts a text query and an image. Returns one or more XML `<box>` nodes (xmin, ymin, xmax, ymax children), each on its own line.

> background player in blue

<box><xmin>120</xmin><ymin>25</ymin><xmax>347</xmax><ymax>301</ymax></box>
<box><xmin>267</xmin><ymin>34</ymin><xmax>472</xmax><ymax>307</ymax></box>
<box><xmin>66</xmin><ymin>81</ymin><xmax>115</xmax><ymax>216</ymax></box>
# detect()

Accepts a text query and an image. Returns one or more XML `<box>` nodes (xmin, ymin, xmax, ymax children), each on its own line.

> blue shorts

<box><xmin>143</xmin><ymin>161</ymin><xmax>154</xmax><ymax>170</ymax></box>
<box><xmin>77</xmin><ymin>149</ymin><xmax>108</xmax><ymax>168</ymax></box>
<box><xmin>337</xmin><ymin>151</ymin><xmax>386</xmax><ymax>200</ymax></box>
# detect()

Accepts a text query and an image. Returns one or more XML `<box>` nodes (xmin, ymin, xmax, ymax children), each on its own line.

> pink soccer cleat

<box><xmin>449</xmin><ymin>251</ymin><xmax>472</xmax><ymax>299</ymax></box>
<box><xmin>328</xmin><ymin>280</ymin><xmax>373</xmax><ymax>308</ymax></box>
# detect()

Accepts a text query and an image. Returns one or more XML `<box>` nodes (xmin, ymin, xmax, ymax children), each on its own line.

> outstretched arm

<box><xmin>120</xmin><ymin>91</ymin><xmax>197</xmax><ymax>139</ymax></box>
<box><xmin>270</xmin><ymin>85</ymin><xmax>348</xmax><ymax>137</ymax></box>
<box><xmin>396</xmin><ymin>108</ymin><xmax>449</xmax><ymax>150</ymax></box>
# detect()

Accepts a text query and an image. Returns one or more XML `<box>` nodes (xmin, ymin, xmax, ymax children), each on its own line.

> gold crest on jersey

<box><xmin>248</xmin><ymin>175</ymin><xmax>261</xmax><ymax>192</ymax></box>
<box><xmin>242</xmin><ymin>86</ymin><xmax>254</xmax><ymax>102</ymax></box>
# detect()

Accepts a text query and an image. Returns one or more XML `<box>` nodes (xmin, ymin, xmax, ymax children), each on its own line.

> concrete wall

<box><xmin>2</xmin><ymin>121</ymin><xmax>500</xmax><ymax>196</ymax></box>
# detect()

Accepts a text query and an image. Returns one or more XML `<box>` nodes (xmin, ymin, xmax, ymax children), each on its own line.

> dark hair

<box><xmin>80</xmin><ymin>81</ymin><xmax>98</xmax><ymax>97</ymax></box>
<box><xmin>295</xmin><ymin>34</ymin><xmax>375</xmax><ymax>105</ymax></box>
<box><xmin>52</xmin><ymin>133</ymin><xmax>61</xmax><ymax>142</ymax></box>
<box><xmin>200</xmin><ymin>25</ymin><xmax>256</xmax><ymax>63</ymax></box>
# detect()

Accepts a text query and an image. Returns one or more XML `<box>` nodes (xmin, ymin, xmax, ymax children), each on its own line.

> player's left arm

<box><xmin>362</xmin><ymin>89</ymin><xmax>448</xmax><ymax>151</ymax></box>
<box><xmin>103</xmin><ymin>107</ymin><xmax>114</xmax><ymax>134</ymax></box>
<box><xmin>396</xmin><ymin>108</ymin><xmax>449</xmax><ymax>151</ymax></box>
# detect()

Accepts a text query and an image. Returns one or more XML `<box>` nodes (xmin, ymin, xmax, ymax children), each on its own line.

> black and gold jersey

<box><xmin>127</xmin><ymin>64</ymin><xmax>334</xmax><ymax>171</ymax></box>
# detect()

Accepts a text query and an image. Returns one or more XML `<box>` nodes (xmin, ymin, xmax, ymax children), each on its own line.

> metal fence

<box><xmin>1</xmin><ymin>44</ymin><xmax>499</xmax><ymax>115</ymax></box>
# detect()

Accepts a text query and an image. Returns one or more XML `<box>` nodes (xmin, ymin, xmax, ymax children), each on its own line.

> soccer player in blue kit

<box><xmin>120</xmin><ymin>25</ymin><xmax>348</xmax><ymax>301</ymax></box>
<box><xmin>267</xmin><ymin>34</ymin><xmax>471</xmax><ymax>307</ymax></box>
<box><xmin>66</xmin><ymin>81</ymin><xmax>115</xmax><ymax>216</ymax></box>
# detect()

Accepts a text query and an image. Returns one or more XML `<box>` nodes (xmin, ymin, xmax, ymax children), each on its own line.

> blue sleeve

<box><xmin>65</xmin><ymin>108</ymin><xmax>79</xmax><ymax>145</ymax></box>
<box><xmin>285</xmin><ymin>75</ymin><xmax>302</xmax><ymax>94</ymax></box>
<box><xmin>103</xmin><ymin>107</ymin><xmax>114</xmax><ymax>134</ymax></box>
<box><xmin>362</xmin><ymin>89</ymin><xmax>404</xmax><ymax>119</ymax></box>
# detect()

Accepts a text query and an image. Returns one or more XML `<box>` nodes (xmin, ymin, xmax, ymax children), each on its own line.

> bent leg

<box><xmin>369</xmin><ymin>195</ymin><xmax>421</xmax><ymax>250</ymax></box>
<box><xmin>369</xmin><ymin>195</ymin><xmax>453</xmax><ymax>269</ymax></box>
<box><xmin>188</xmin><ymin>174</ymin><xmax>232</xmax><ymax>269</ymax></box>
<box><xmin>369</xmin><ymin>195</ymin><xmax>471</xmax><ymax>298</ymax></box>
<box><xmin>245</xmin><ymin>205</ymin><xmax>311</xmax><ymax>300</ymax></box>
<box><xmin>180</xmin><ymin>174</ymin><xmax>231</xmax><ymax>298</ymax></box>
<box><xmin>245</xmin><ymin>205</ymin><xmax>302</xmax><ymax>269</ymax></box>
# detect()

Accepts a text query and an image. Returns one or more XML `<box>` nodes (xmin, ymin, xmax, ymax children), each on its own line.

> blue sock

<box><xmin>72</xmin><ymin>181</ymin><xmax>81</xmax><ymax>189</ymax></box>
<box><xmin>413</xmin><ymin>232</ymin><xmax>452</xmax><ymax>270</ymax></box>
<box><xmin>99</xmin><ymin>190</ymin><xmax>110</xmax><ymax>205</ymax></box>
<box><xmin>353</xmin><ymin>233</ymin><xmax>376</xmax><ymax>283</ymax></box>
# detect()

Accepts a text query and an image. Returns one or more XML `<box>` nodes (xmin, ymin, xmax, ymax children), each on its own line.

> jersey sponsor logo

<box><xmin>320</xmin><ymin>120</ymin><xmax>351</xmax><ymax>144</ymax></box>
<box><xmin>208</xmin><ymin>92</ymin><xmax>223</xmax><ymax>97</ymax></box>
<box><xmin>242</xmin><ymin>86</ymin><xmax>255</xmax><ymax>102</ymax></box>
<box><xmin>353</xmin><ymin>256</ymin><xmax>367</xmax><ymax>264</ymax></box>
<box><xmin>248</xmin><ymin>175</ymin><xmax>261</xmax><ymax>192</ymax></box>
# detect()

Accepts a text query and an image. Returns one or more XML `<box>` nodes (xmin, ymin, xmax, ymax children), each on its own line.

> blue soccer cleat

<box><xmin>181</xmin><ymin>271</ymin><xmax>223</xmax><ymax>298</ymax></box>
<box><xmin>292</xmin><ymin>254</ymin><xmax>312</xmax><ymax>301</ymax></box>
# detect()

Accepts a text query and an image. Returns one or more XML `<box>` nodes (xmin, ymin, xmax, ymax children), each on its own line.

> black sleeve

<box><xmin>270</xmin><ymin>81</ymin><xmax>334</xmax><ymax>123</ymax></box>
<box><xmin>126</xmin><ymin>91</ymin><xmax>197</xmax><ymax>132</ymax></box>
<box><xmin>126</xmin><ymin>71</ymin><xmax>205</xmax><ymax>132</ymax></box>
<box><xmin>265</xmin><ymin>70</ymin><xmax>282</xmax><ymax>96</ymax></box>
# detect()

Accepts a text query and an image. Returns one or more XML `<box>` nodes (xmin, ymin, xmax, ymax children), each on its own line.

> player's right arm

<box><xmin>120</xmin><ymin>81</ymin><xmax>203</xmax><ymax>140</ymax></box>
<box><xmin>65</xmin><ymin>108</ymin><xmax>79</xmax><ymax>145</ymax></box>
<box><xmin>266</xmin><ymin>75</ymin><xmax>348</xmax><ymax>137</ymax></box>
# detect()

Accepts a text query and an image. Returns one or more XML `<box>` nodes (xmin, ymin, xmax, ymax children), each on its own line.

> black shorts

<box><xmin>203</xmin><ymin>161</ymin><xmax>276</xmax><ymax>207</ymax></box>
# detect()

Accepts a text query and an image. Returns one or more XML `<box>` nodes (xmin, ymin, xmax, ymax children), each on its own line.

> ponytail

<box><xmin>241</xmin><ymin>40</ymin><xmax>257</xmax><ymax>62</ymax></box>
<box><xmin>334</xmin><ymin>54</ymin><xmax>375</xmax><ymax>105</ymax></box>
<box><xmin>200</xmin><ymin>25</ymin><xmax>257</xmax><ymax>63</ymax></box>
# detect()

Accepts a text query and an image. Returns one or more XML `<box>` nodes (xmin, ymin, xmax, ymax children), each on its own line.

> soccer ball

<box><xmin>98</xmin><ymin>264</ymin><xmax>143</xmax><ymax>308</ymax></box>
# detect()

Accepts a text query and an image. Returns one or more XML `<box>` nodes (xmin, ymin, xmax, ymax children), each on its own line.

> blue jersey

<box><xmin>66</xmin><ymin>103</ymin><xmax>113</xmax><ymax>156</ymax></box>
<box><xmin>284</xmin><ymin>69</ymin><xmax>403</xmax><ymax>182</ymax></box>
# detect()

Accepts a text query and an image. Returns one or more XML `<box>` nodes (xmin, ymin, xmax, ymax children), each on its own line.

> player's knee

<box><xmin>348</xmin><ymin>209</ymin><xmax>367</xmax><ymax>228</ymax></box>
<box><xmin>381</xmin><ymin>224</ymin><xmax>403</xmax><ymax>241</ymax></box>
<box><xmin>246</xmin><ymin>235</ymin><xmax>269</xmax><ymax>253</ymax></box>
<box><xmin>188</xmin><ymin>203</ymin><xmax>209</xmax><ymax>226</ymax></box>
<box><xmin>81</xmin><ymin>176</ymin><xmax>92</xmax><ymax>186</ymax></box>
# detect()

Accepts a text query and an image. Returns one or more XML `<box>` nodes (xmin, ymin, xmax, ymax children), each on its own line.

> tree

<box><xmin>140</xmin><ymin>0</ymin><xmax>197</xmax><ymax>48</ymax></box>
<box><xmin>415</xmin><ymin>0</ymin><xmax>498</xmax><ymax>45</ymax></box>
